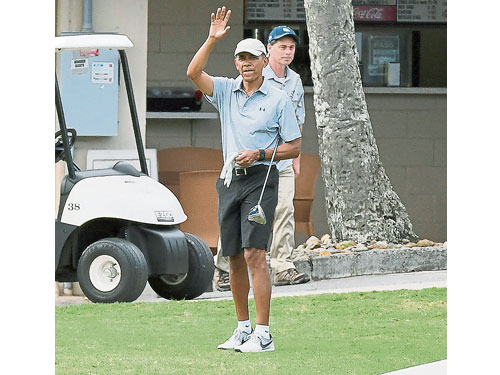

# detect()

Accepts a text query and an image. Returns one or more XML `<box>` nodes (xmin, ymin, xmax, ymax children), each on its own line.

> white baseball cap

<box><xmin>234</xmin><ymin>38</ymin><xmax>267</xmax><ymax>57</ymax></box>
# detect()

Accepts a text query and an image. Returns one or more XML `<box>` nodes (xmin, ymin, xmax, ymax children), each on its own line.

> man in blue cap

<box><xmin>264</xmin><ymin>25</ymin><xmax>310</xmax><ymax>286</ymax></box>
<box><xmin>214</xmin><ymin>25</ymin><xmax>309</xmax><ymax>290</ymax></box>
<box><xmin>187</xmin><ymin>7</ymin><xmax>302</xmax><ymax>352</ymax></box>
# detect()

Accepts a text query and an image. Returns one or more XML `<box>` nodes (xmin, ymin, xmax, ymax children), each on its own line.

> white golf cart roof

<box><xmin>55</xmin><ymin>33</ymin><xmax>133</xmax><ymax>50</ymax></box>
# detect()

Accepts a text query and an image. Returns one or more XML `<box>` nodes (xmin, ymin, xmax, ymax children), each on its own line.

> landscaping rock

<box><xmin>321</xmin><ymin>234</ymin><xmax>333</xmax><ymax>248</ymax></box>
<box><xmin>417</xmin><ymin>239</ymin><xmax>435</xmax><ymax>247</ymax></box>
<box><xmin>305</xmin><ymin>236</ymin><xmax>322</xmax><ymax>250</ymax></box>
<box><xmin>374</xmin><ymin>240</ymin><xmax>388</xmax><ymax>249</ymax></box>
<box><xmin>291</xmin><ymin>234</ymin><xmax>447</xmax><ymax>281</ymax></box>
<box><xmin>353</xmin><ymin>244</ymin><xmax>369</xmax><ymax>252</ymax></box>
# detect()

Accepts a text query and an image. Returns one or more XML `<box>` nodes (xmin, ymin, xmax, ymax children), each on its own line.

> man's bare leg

<box><xmin>244</xmin><ymin>247</ymin><xmax>271</xmax><ymax>325</ymax></box>
<box><xmin>229</xmin><ymin>252</ymin><xmax>250</xmax><ymax>321</ymax></box>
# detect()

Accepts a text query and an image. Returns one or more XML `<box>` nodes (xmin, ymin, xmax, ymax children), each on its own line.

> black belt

<box><xmin>233</xmin><ymin>164</ymin><xmax>273</xmax><ymax>176</ymax></box>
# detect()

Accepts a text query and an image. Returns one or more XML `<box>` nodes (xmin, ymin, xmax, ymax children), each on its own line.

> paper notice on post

<box><xmin>91</xmin><ymin>62</ymin><xmax>114</xmax><ymax>84</ymax></box>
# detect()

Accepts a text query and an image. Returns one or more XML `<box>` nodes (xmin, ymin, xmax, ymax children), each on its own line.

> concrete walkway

<box><xmin>192</xmin><ymin>269</ymin><xmax>447</xmax><ymax>302</ymax></box>
<box><xmin>383</xmin><ymin>360</ymin><xmax>446</xmax><ymax>374</ymax></box>
<box><xmin>56</xmin><ymin>270</ymin><xmax>447</xmax><ymax>305</ymax></box>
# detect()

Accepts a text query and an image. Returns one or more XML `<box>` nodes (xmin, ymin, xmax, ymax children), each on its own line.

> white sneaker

<box><xmin>234</xmin><ymin>333</ymin><xmax>275</xmax><ymax>353</ymax></box>
<box><xmin>217</xmin><ymin>328</ymin><xmax>252</xmax><ymax>350</ymax></box>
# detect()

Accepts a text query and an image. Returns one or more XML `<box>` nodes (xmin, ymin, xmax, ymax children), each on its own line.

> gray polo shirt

<box><xmin>205</xmin><ymin>75</ymin><xmax>301</xmax><ymax>166</ymax></box>
<box><xmin>263</xmin><ymin>65</ymin><xmax>305</xmax><ymax>171</ymax></box>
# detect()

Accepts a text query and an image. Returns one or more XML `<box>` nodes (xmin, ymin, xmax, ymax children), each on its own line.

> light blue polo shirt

<box><xmin>263</xmin><ymin>65</ymin><xmax>305</xmax><ymax>125</ymax></box>
<box><xmin>205</xmin><ymin>75</ymin><xmax>301</xmax><ymax>166</ymax></box>
<box><xmin>263</xmin><ymin>65</ymin><xmax>305</xmax><ymax>172</ymax></box>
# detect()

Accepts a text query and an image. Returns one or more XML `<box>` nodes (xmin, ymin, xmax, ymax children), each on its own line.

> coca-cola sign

<box><xmin>354</xmin><ymin>6</ymin><xmax>397</xmax><ymax>22</ymax></box>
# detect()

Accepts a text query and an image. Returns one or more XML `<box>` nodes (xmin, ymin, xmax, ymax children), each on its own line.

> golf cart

<box><xmin>55</xmin><ymin>33</ymin><xmax>214</xmax><ymax>303</ymax></box>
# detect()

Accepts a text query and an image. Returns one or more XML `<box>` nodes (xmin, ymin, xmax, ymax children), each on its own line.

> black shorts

<box><xmin>216</xmin><ymin>164</ymin><xmax>279</xmax><ymax>257</ymax></box>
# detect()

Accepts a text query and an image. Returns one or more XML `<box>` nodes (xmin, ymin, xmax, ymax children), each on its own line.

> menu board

<box><xmin>246</xmin><ymin>0</ymin><xmax>446</xmax><ymax>23</ymax></box>
<box><xmin>353</xmin><ymin>0</ymin><xmax>396</xmax><ymax>4</ymax></box>
<box><xmin>397</xmin><ymin>0</ymin><xmax>447</xmax><ymax>23</ymax></box>
<box><xmin>247</xmin><ymin>0</ymin><xmax>306</xmax><ymax>21</ymax></box>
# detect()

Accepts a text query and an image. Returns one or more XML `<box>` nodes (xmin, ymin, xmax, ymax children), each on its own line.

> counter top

<box><xmin>304</xmin><ymin>87</ymin><xmax>446</xmax><ymax>95</ymax></box>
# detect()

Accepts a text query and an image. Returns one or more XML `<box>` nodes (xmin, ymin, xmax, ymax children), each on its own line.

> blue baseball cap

<box><xmin>268</xmin><ymin>26</ymin><xmax>299</xmax><ymax>44</ymax></box>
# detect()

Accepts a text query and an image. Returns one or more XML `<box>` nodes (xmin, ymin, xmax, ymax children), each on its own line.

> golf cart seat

<box><xmin>55</xmin><ymin>128</ymin><xmax>77</xmax><ymax>163</ymax></box>
<box><xmin>59</xmin><ymin>162</ymin><xmax>142</xmax><ymax>196</ymax></box>
<box><xmin>293</xmin><ymin>154</ymin><xmax>322</xmax><ymax>236</ymax></box>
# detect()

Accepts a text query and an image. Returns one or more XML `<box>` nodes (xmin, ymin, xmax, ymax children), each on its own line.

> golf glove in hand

<box><xmin>220</xmin><ymin>152</ymin><xmax>239</xmax><ymax>187</ymax></box>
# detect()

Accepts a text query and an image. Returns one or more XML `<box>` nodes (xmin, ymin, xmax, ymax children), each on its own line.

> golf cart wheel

<box><xmin>77</xmin><ymin>238</ymin><xmax>148</xmax><ymax>303</ymax></box>
<box><xmin>149</xmin><ymin>233</ymin><xmax>215</xmax><ymax>300</ymax></box>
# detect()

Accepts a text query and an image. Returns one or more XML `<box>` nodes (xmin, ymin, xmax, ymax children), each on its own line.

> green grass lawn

<box><xmin>55</xmin><ymin>288</ymin><xmax>446</xmax><ymax>375</ymax></box>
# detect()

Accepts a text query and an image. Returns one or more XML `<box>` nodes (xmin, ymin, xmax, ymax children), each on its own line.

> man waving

<box><xmin>187</xmin><ymin>6</ymin><xmax>301</xmax><ymax>353</ymax></box>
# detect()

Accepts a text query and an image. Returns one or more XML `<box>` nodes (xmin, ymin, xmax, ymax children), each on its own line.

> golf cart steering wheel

<box><xmin>55</xmin><ymin>128</ymin><xmax>77</xmax><ymax>163</ymax></box>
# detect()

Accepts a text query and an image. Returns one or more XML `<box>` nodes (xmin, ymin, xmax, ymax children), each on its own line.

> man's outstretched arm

<box><xmin>187</xmin><ymin>6</ymin><xmax>231</xmax><ymax>97</ymax></box>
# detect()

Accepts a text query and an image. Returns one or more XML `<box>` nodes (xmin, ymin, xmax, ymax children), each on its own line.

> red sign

<box><xmin>80</xmin><ymin>48</ymin><xmax>99</xmax><ymax>57</ymax></box>
<box><xmin>354</xmin><ymin>6</ymin><xmax>397</xmax><ymax>22</ymax></box>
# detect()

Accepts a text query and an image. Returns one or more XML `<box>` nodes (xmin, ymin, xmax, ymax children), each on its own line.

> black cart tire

<box><xmin>77</xmin><ymin>238</ymin><xmax>148</xmax><ymax>303</ymax></box>
<box><xmin>149</xmin><ymin>233</ymin><xmax>215</xmax><ymax>300</ymax></box>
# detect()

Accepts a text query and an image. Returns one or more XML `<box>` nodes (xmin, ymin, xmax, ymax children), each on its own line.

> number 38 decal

<box><xmin>67</xmin><ymin>203</ymin><xmax>81</xmax><ymax>211</ymax></box>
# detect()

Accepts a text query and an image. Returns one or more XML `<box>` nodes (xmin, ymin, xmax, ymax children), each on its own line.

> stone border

<box><xmin>292</xmin><ymin>246</ymin><xmax>447</xmax><ymax>281</ymax></box>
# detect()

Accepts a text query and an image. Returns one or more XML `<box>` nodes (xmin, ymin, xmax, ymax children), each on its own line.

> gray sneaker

<box><xmin>273</xmin><ymin>268</ymin><xmax>310</xmax><ymax>286</ymax></box>
<box><xmin>234</xmin><ymin>333</ymin><xmax>275</xmax><ymax>353</ymax></box>
<box><xmin>215</xmin><ymin>268</ymin><xmax>231</xmax><ymax>291</ymax></box>
<box><xmin>217</xmin><ymin>328</ymin><xmax>252</xmax><ymax>350</ymax></box>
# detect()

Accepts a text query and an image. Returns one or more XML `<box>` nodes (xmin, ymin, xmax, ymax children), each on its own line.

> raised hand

<box><xmin>209</xmin><ymin>6</ymin><xmax>231</xmax><ymax>40</ymax></box>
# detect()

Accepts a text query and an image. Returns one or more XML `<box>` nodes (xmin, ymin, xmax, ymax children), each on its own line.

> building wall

<box><xmin>363</xmin><ymin>90</ymin><xmax>446</xmax><ymax>242</ymax></box>
<box><xmin>146</xmin><ymin>1</ymin><xmax>447</xmax><ymax>243</ymax></box>
<box><xmin>56</xmin><ymin>0</ymin><xmax>149</xmax><ymax>169</ymax></box>
<box><xmin>148</xmin><ymin>0</ymin><xmax>245</xmax><ymax>88</ymax></box>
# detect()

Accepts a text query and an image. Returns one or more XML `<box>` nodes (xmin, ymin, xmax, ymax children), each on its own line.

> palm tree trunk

<box><xmin>304</xmin><ymin>0</ymin><xmax>417</xmax><ymax>243</ymax></box>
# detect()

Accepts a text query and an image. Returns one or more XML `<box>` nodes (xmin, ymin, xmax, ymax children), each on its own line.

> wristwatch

<box><xmin>258</xmin><ymin>149</ymin><xmax>266</xmax><ymax>161</ymax></box>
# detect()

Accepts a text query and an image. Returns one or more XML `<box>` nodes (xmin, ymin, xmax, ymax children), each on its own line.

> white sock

<box><xmin>237</xmin><ymin>319</ymin><xmax>252</xmax><ymax>333</ymax></box>
<box><xmin>254</xmin><ymin>324</ymin><xmax>270</xmax><ymax>339</ymax></box>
